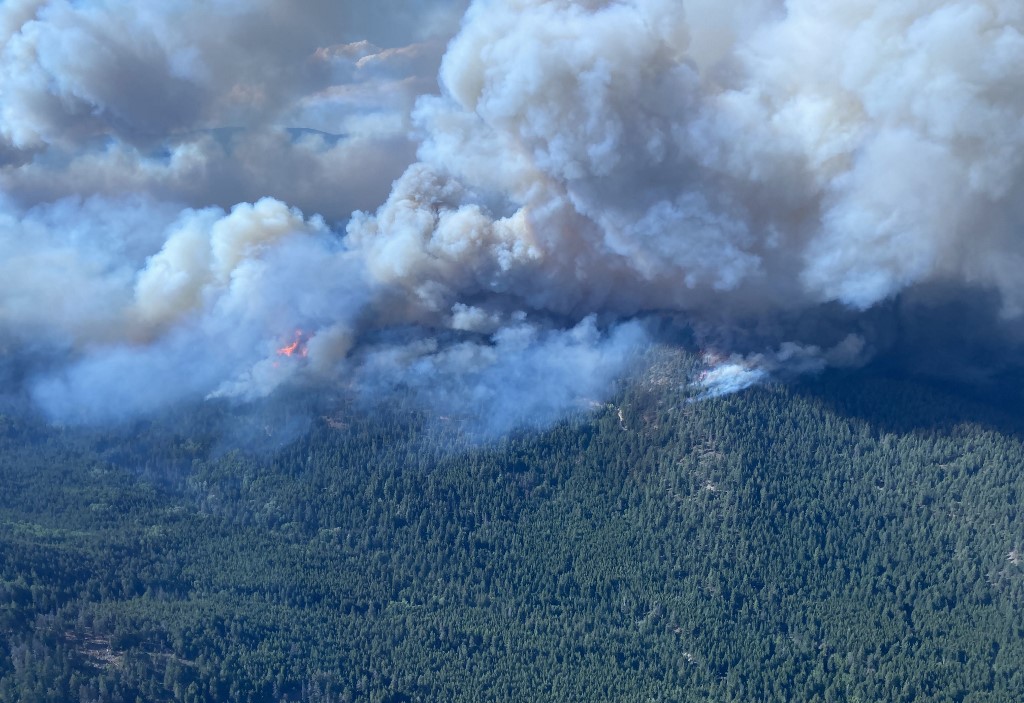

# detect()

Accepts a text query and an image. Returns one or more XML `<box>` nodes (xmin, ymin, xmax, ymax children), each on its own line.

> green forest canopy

<box><xmin>2</xmin><ymin>358</ymin><xmax>1023</xmax><ymax>702</ymax></box>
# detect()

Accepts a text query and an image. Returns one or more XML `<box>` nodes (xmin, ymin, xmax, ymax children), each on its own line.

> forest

<box><xmin>2</xmin><ymin>352</ymin><xmax>1024</xmax><ymax>702</ymax></box>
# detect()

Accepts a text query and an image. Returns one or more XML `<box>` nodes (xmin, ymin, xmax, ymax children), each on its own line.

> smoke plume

<box><xmin>4</xmin><ymin>0</ymin><xmax>1024</xmax><ymax>433</ymax></box>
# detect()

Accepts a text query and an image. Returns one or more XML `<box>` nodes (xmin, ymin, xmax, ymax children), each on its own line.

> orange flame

<box><xmin>276</xmin><ymin>329</ymin><xmax>308</xmax><ymax>358</ymax></box>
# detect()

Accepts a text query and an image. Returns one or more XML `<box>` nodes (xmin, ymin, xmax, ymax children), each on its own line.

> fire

<box><xmin>276</xmin><ymin>329</ymin><xmax>308</xmax><ymax>358</ymax></box>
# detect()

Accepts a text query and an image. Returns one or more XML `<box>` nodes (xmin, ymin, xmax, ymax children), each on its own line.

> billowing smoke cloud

<box><xmin>4</xmin><ymin>0</ymin><xmax>1024</xmax><ymax>434</ymax></box>
<box><xmin>0</xmin><ymin>0</ymin><xmax>468</xmax><ymax>219</ymax></box>
<box><xmin>26</xmin><ymin>197</ymin><xmax>370</xmax><ymax>422</ymax></box>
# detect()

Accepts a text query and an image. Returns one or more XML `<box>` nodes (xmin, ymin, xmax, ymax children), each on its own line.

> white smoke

<box><xmin>4</xmin><ymin>0</ymin><xmax>1024</xmax><ymax>431</ymax></box>
<box><xmin>692</xmin><ymin>334</ymin><xmax>865</xmax><ymax>398</ymax></box>
<box><xmin>381</xmin><ymin>0</ymin><xmax>1024</xmax><ymax>315</ymax></box>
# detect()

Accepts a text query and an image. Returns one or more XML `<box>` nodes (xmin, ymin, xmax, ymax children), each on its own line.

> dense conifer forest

<box><xmin>2</xmin><ymin>357</ymin><xmax>1024</xmax><ymax>702</ymax></box>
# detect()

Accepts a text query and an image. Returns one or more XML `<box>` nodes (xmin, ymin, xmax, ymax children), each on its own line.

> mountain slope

<box><xmin>1</xmin><ymin>368</ymin><xmax>1023</xmax><ymax>702</ymax></box>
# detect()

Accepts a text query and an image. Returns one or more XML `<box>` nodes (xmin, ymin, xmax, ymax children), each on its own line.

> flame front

<box><xmin>277</xmin><ymin>329</ymin><xmax>308</xmax><ymax>358</ymax></box>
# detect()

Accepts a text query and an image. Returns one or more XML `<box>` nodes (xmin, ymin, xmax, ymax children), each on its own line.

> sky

<box><xmin>3</xmin><ymin>0</ymin><xmax>1024</xmax><ymax>433</ymax></box>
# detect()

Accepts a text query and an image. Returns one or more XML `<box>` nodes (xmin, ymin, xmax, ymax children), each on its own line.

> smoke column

<box><xmin>3</xmin><ymin>0</ymin><xmax>1024</xmax><ymax>433</ymax></box>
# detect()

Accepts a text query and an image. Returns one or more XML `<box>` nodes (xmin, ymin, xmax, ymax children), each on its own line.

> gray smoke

<box><xmin>0</xmin><ymin>0</ymin><xmax>467</xmax><ymax>219</ymax></box>
<box><xmin>4</xmin><ymin>0</ymin><xmax>1024</xmax><ymax>433</ymax></box>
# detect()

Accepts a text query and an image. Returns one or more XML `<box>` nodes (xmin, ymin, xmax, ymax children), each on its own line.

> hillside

<box><xmin>2</xmin><ymin>365</ymin><xmax>1024</xmax><ymax>702</ymax></box>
